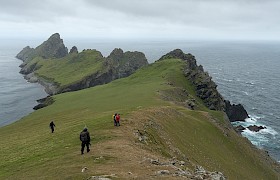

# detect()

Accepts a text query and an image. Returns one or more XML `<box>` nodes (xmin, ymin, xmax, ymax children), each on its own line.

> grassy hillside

<box><xmin>26</xmin><ymin>50</ymin><xmax>104</xmax><ymax>87</ymax></box>
<box><xmin>0</xmin><ymin>59</ymin><xmax>279</xmax><ymax>179</ymax></box>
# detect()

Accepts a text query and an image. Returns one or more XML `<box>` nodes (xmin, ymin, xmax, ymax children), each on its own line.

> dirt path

<box><xmin>82</xmin><ymin>116</ymin><xmax>188</xmax><ymax>179</ymax></box>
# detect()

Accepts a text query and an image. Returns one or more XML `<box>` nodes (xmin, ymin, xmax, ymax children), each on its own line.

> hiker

<box><xmin>80</xmin><ymin>127</ymin><xmax>91</xmax><ymax>155</ymax></box>
<box><xmin>113</xmin><ymin>113</ymin><xmax>117</xmax><ymax>126</ymax></box>
<box><xmin>49</xmin><ymin>121</ymin><xmax>55</xmax><ymax>133</ymax></box>
<box><xmin>116</xmin><ymin>114</ymin><xmax>120</xmax><ymax>126</ymax></box>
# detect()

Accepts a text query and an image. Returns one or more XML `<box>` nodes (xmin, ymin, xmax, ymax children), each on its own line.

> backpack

<box><xmin>80</xmin><ymin>131</ymin><xmax>88</xmax><ymax>142</ymax></box>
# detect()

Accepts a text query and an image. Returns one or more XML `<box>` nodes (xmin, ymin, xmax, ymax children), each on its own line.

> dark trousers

<box><xmin>116</xmin><ymin>121</ymin><xmax>120</xmax><ymax>126</ymax></box>
<box><xmin>81</xmin><ymin>141</ymin><xmax>90</xmax><ymax>154</ymax></box>
<box><xmin>51</xmin><ymin>127</ymin><xmax>54</xmax><ymax>133</ymax></box>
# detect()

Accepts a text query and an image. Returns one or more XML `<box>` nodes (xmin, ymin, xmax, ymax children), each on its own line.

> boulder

<box><xmin>225</xmin><ymin>100</ymin><xmax>249</xmax><ymax>122</ymax></box>
<box><xmin>33</xmin><ymin>96</ymin><xmax>54</xmax><ymax>110</ymax></box>
<box><xmin>69</xmin><ymin>46</ymin><xmax>78</xmax><ymax>54</ymax></box>
<box><xmin>234</xmin><ymin>125</ymin><xmax>246</xmax><ymax>133</ymax></box>
<box><xmin>156</xmin><ymin>170</ymin><xmax>170</xmax><ymax>175</ymax></box>
<box><xmin>247</xmin><ymin>125</ymin><xmax>266</xmax><ymax>132</ymax></box>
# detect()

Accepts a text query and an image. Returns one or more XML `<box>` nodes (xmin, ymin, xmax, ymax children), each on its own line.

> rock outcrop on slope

<box><xmin>16</xmin><ymin>46</ymin><xmax>35</xmax><ymax>61</ymax></box>
<box><xmin>69</xmin><ymin>46</ymin><xmax>78</xmax><ymax>54</ymax></box>
<box><xmin>106</xmin><ymin>48</ymin><xmax>148</xmax><ymax>78</ymax></box>
<box><xmin>159</xmin><ymin>49</ymin><xmax>249</xmax><ymax>122</ymax></box>
<box><xmin>60</xmin><ymin>48</ymin><xmax>148</xmax><ymax>93</ymax></box>
<box><xmin>16</xmin><ymin>33</ymin><xmax>68</xmax><ymax>62</ymax></box>
<box><xmin>224</xmin><ymin>100</ymin><xmax>249</xmax><ymax>122</ymax></box>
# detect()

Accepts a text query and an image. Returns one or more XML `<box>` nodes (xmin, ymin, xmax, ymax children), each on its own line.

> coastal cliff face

<box><xmin>16</xmin><ymin>33</ymin><xmax>148</xmax><ymax>95</ymax></box>
<box><xmin>17</xmin><ymin>33</ymin><xmax>68</xmax><ymax>62</ymax></box>
<box><xmin>16</xmin><ymin>46</ymin><xmax>35</xmax><ymax>61</ymax></box>
<box><xmin>159</xmin><ymin>49</ymin><xmax>249</xmax><ymax>121</ymax></box>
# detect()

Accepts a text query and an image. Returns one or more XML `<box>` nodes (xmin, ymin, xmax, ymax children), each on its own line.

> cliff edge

<box><xmin>159</xmin><ymin>49</ymin><xmax>249</xmax><ymax>122</ymax></box>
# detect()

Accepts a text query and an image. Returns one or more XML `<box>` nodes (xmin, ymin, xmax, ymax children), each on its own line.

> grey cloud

<box><xmin>0</xmin><ymin>0</ymin><xmax>279</xmax><ymax>40</ymax></box>
<box><xmin>0</xmin><ymin>0</ymin><xmax>77</xmax><ymax>22</ymax></box>
<box><xmin>84</xmin><ymin>0</ymin><xmax>280</xmax><ymax>28</ymax></box>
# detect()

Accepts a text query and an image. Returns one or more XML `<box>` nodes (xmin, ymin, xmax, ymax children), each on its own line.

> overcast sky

<box><xmin>0</xmin><ymin>0</ymin><xmax>280</xmax><ymax>40</ymax></box>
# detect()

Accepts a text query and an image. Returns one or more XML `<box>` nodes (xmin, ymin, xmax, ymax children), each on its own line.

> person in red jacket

<box><xmin>115</xmin><ymin>114</ymin><xmax>120</xmax><ymax>126</ymax></box>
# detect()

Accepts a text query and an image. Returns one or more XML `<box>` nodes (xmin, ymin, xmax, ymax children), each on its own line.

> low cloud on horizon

<box><xmin>0</xmin><ymin>0</ymin><xmax>279</xmax><ymax>41</ymax></box>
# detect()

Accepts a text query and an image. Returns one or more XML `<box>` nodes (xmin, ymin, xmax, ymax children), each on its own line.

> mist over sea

<box><xmin>0</xmin><ymin>39</ymin><xmax>279</xmax><ymax>162</ymax></box>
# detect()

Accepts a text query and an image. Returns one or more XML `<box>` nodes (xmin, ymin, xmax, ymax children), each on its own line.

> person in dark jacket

<box><xmin>49</xmin><ymin>121</ymin><xmax>55</xmax><ymax>133</ymax></box>
<box><xmin>113</xmin><ymin>113</ymin><xmax>117</xmax><ymax>126</ymax></box>
<box><xmin>80</xmin><ymin>128</ymin><xmax>91</xmax><ymax>155</ymax></box>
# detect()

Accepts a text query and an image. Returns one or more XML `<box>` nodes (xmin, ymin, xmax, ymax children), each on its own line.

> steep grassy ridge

<box><xmin>0</xmin><ymin>59</ymin><xmax>278</xmax><ymax>179</ymax></box>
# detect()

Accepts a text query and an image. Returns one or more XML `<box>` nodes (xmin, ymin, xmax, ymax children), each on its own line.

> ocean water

<box><xmin>0</xmin><ymin>39</ymin><xmax>279</xmax><ymax>162</ymax></box>
<box><xmin>0</xmin><ymin>42</ymin><xmax>47</xmax><ymax>127</ymax></box>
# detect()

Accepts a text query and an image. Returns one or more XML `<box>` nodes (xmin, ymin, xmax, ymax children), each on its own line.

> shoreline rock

<box><xmin>224</xmin><ymin>100</ymin><xmax>249</xmax><ymax>122</ymax></box>
<box><xmin>33</xmin><ymin>96</ymin><xmax>54</xmax><ymax>110</ymax></box>
<box><xmin>247</xmin><ymin>125</ymin><xmax>266</xmax><ymax>132</ymax></box>
<box><xmin>234</xmin><ymin>125</ymin><xmax>246</xmax><ymax>133</ymax></box>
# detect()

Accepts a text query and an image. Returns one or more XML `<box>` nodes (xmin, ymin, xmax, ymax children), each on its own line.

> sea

<box><xmin>0</xmin><ymin>39</ymin><xmax>279</xmax><ymax>162</ymax></box>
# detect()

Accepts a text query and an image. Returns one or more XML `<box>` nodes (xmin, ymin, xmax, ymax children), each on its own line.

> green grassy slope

<box><xmin>0</xmin><ymin>59</ymin><xmax>278</xmax><ymax>179</ymax></box>
<box><xmin>27</xmin><ymin>49</ymin><xmax>104</xmax><ymax>87</ymax></box>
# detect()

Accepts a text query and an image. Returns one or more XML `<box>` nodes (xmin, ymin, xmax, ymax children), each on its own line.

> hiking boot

<box><xmin>87</xmin><ymin>149</ymin><xmax>90</xmax><ymax>153</ymax></box>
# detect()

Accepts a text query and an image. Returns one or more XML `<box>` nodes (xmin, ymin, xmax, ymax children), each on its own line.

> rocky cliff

<box><xmin>159</xmin><ymin>49</ymin><xmax>249</xmax><ymax>121</ymax></box>
<box><xmin>16</xmin><ymin>46</ymin><xmax>35</xmax><ymax>61</ymax></box>
<box><xmin>60</xmin><ymin>48</ymin><xmax>148</xmax><ymax>93</ymax></box>
<box><xmin>16</xmin><ymin>33</ymin><xmax>68</xmax><ymax>62</ymax></box>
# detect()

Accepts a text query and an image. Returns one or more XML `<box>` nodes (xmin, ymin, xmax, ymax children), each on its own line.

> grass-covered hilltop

<box><xmin>0</xmin><ymin>33</ymin><xmax>279</xmax><ymax>179</ymax></box>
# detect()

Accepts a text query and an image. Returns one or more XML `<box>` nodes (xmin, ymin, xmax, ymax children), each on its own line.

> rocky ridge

<box><xmin>159</xmin><ymin>49</ymin><xmax>249</xmax><ymax>122</ymax></box>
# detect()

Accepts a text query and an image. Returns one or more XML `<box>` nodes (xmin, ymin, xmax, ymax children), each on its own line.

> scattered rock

<box><xmin>234</xmin><ymin>125</ymin><xmax>246</xmax><ymax>133</ymax></box>
<box><xmin>88</xmin><ymin>177</ymin><xmax>111</xmax><ymax>180</ymax></box>
<box><xmin>195</xmin><ymin>166</ymin><xmax>206</xmax><ymax>175</ymax></box>
<box><xmin>247</xmin><ymin>125</ymin><xmax>266</xmax><ymax>132</ymax></box>
<box><xmin>151</xmin><ymin>159</ymin><xmax>161</xmax><ymax>165</ymax></box>
<box><xmin>134</xmin><ymin>130</ymin><xmax>148</xmax><ymax>143</ymax></box>
<box><xmin>24</xmin><ymin>72</ymin><xmax>38</xmax><ymax>83</ymax></box>
<box><xmin>179</xmin><ymin>161</ymin><xmax>185</xmax><ymax>166</ymax></box>
<box><xmin>81</xmin><ymin>167</ymin><xmax>88</xmax><ymax>172</ymax></box>
<box><xmin>128</xmin><ymin>172</ymin><xmax>132</xmax><ymax>175</ymax></box>
<box><xmin>209</xmin><ymin>171</ymin><xmax>226</xmax><ymax>180</ymax></box>
<box><xmin>88</xmin><ymin>174</ymin><xmax>116</xmax><ymax>180</ymax></box>
<box><xmin>156</xmin><ymin>170</ymin><xmax>170</xmax><ymax>175</ymax></box>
